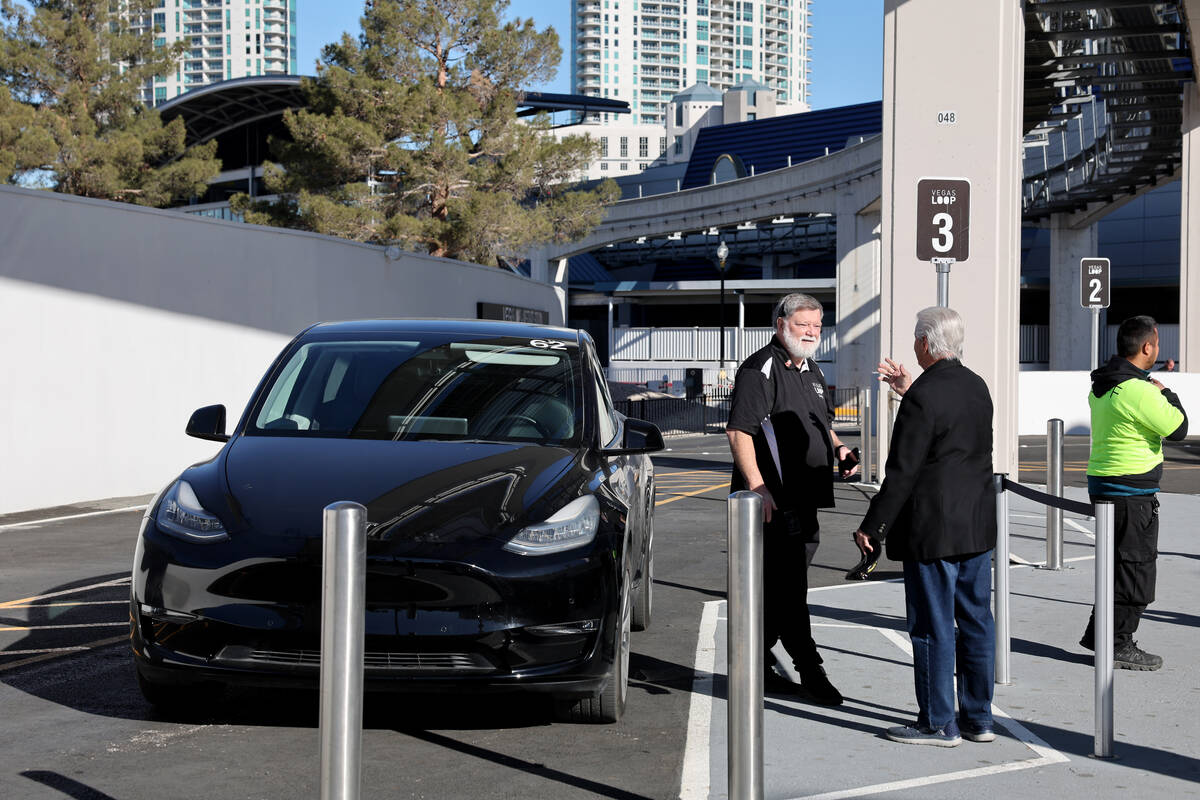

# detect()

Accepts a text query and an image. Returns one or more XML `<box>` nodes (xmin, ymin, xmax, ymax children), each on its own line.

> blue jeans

<box><xmin>903</xmin><ymin>550</ymin><xmax>995</xmax><ymax>731</ymax></box>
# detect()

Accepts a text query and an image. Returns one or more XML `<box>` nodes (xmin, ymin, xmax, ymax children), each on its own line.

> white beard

<box><xmin>780</xmin><ymin>327</ymin><xmax>818</xmax><ymax>362</ymax></box>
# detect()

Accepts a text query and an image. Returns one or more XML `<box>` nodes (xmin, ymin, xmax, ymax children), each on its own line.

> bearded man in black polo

<box><xmin>725</xmin><ymin>292</ymin><xmax>853</xmax><ymax>705</ymax></box>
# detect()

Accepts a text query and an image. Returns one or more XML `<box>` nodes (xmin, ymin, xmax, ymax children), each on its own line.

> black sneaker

<box><xmin>764</xmin><ymin>664</ymin><xmax>800</xmax><ymax>694</ymax></box>
<box><xmin>799</xmin><ymin>665</ymin><xmax>843</xmax><ymax>706</ymax></box>
<box><xmin>1113</xmin><ymin>640</ymin><xmax>1163</xmax><ymax>671</ymax></box>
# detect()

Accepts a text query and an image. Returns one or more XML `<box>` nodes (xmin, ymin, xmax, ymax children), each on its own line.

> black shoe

<box><xmin>799</xmin><ymin>665</ymin><xmax>843</xmax><ymax>706</ymax></box>
<box><xmin>1113</xmin><ymin>640</ymin><xmax>1163</xmax><ymax>671</ymax></box>
<box><xmin>763</xmin><ymin>665</ymin><xmax>800</xmax><ymax>694</ymax></box>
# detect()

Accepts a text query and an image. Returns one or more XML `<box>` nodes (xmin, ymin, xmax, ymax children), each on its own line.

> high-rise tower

<box><xmin>134</xmin><ymin>0</ymin><xmax>298</xmax><ymax>106</ymax></box>
<box><xmin>570</xmin><ymin>0</ymin><xmax>810</xmax><ymax>126</ymax></box>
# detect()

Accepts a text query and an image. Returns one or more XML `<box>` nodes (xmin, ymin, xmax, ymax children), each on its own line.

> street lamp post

<box><xmin>716</xmin><ymin>240</ymin><xmax>729</xmax><ymax>382</ymax></box>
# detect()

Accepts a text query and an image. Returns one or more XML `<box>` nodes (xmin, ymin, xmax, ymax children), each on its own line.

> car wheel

<box><xmin>136</xmin><ymin>665</ymin><xmax>221</xmax><ymax>716</ymax></box>
<box><xmin>554</xmin><ymin>562</ymin><xmax>631</xmax><ymax>724</ymax></box>
<box><xmin>631</xmin><ymin>517</ymin><xmax>653</xmax><ymax>632</ymax></box>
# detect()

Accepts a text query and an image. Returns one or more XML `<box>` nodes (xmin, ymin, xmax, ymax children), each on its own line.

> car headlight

<box><xmin>155</xmin><ymin>480</ymin><xmax>228</xmax><ymax>543</ymax></box>
<box><xmin>504</xmin><ymin>495</ymin><xmax>600</xmax><ymax>555</ymax></box>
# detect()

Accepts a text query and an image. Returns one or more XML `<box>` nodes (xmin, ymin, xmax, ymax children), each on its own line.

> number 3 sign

<box><xmin>916</xmin><ymin>178</ymin><xmax>971</xmax><ymax>262</ymax></box>
<box><xmin>1080</xmin><ymin>258</ymin><xmax>1110</xmax><ymax>309</ymax></box>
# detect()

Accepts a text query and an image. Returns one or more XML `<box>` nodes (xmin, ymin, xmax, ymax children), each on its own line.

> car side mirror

<box><xmin>602</xmin><ymin>417</ymin><xmax>665</xmax><ymax>455</ymax></box>
<box><xmin>186</xmin><ymin>404</ymin><xmax>229</xmax><ymax>442</ymax></box>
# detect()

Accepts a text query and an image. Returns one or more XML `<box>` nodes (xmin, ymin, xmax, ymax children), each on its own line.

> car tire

<box><xmin>136</xmin><ymin>665</ymin><xmax>221</xmax><ymax>716</ymax></box>
<box><xmin>554</xmin><ymin>562</ymin><xmax>631</xmax><ymax>724</ymax></box>
<box><xmin>630</xmin><ymin>517</ymin><xmax>653</xmax><ymax>632</ymax></box>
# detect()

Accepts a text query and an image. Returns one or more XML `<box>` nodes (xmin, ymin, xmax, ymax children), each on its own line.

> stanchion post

<box><xmin>861</xmin><ymin>386</ymin><xmax>874</xmax><ymax>485</ymax></box>
<box><xmin>1046</xmin><ymin>418</ymin><xmax>1064</xmax><ymax>570</ymax></box>
<box><xmin>320</xmin><ymin>501</ymin><xmax>367</xmax><ymax>800</ymax></box>
<box><xmin>1094</xmin><ymin>501</ymin><xmax>1115</xmax><ymax>758</ymax></box>
<box><xmin>993</xmin><ymin>474</ymin><xmax>1011</xmax><ymax>685</ymax></box>
<box><xmin>727</xmin><ymin>491</ymin><xmax>764</xmax><ymax>800</ymax></box>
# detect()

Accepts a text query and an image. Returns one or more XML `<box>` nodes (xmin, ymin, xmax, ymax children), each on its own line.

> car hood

<box><xmin>222</xmin><ymin>436</ymin><xmax>581</xmax><ymax>545</ymax></box>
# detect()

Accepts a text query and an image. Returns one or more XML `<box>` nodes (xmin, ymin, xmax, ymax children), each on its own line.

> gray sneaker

<box><xmin>1113</xmin><ymin>640</ymin><xmax>1163</xmax><ymax>671</ymax></box>
<box><xmin>886</xmin><ymin>721</ymin><xmax>961</xmax><ymax>747</ymax></box>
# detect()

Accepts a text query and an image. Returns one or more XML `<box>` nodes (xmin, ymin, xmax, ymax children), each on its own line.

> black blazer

<box><xmin>860</xmin><ymin>358</ymin><xmax>997</xmax><ymax>562</ymax></box>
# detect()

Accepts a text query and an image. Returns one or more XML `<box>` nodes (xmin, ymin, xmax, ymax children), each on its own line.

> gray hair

<box><xmin>914</xmin><ymin>306</ymin><xmax>964</xmax><ymax>360</ymax></box>
<box><xmin>773</xmin><ymin>293</ymin><xmax>823</xmax><ymax>321</ymax></box>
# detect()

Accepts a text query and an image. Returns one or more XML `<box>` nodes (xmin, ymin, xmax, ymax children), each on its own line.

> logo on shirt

<box><xmin>812</xmin><ymin>383</ymin><xmax>824</xmax><ymax>397</ymax></box>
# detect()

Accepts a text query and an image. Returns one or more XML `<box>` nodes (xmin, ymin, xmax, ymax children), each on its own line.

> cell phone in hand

<box><xmin>839</xmin><ymin>447</ymin><xmax>860</xmax><ymax>481</ymax></box>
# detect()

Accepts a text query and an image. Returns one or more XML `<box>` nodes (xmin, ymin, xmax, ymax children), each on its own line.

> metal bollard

<box><xmin>1045</xmin><ymin>418</ymin><xmax>1064</xmax><ymax>570</ymax></box>
<box><xmin>727</xmin><ymin>491</ymin><xmax>764</xmax><ymax>800</ymax></box>
<box><xmin>1094</xmin><ymin>501</ymin><xmax>1115</xmax><ymax>758</ymax></box>
<box><xmin>861</xmin><ymin>387</ymin><xmax>873</xmax><ymax>485</ymax></box>
<box><xmin>320</xmin><ymin>501</ymin><xmax>367</xmax><ymax>800</ymax></box>
<box><xmin>993</xmin><ymin>475</ymin><xmax>1011</xmax><ymax>685</ymax></box>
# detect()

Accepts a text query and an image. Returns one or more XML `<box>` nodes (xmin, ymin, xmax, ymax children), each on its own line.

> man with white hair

<box><xmin>854</xmin><ymin>306</ymin><xmax>996</xmax><ymax>747</ymax></box>
<box><xmin>726</xmin><ymin>292</ymin><xmax>856</xmax><ymax>706</ymax></box>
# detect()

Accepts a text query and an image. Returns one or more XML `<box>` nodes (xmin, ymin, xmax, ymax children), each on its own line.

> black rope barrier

<box><xmin>1001</xmin><ymin>476</ymin><xmax>1094</xmax><ymax>517</ymax></box>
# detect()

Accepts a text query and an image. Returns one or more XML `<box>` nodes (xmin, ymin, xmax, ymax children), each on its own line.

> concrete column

<box><xmin>836</xmin><ymin>187</ymin><xmax>883</xmax><ymax>391</ymax></box>
<box><xmin>881</xmin><ymin>0</ymin><xmax>1024</xmax><ymax>473</ymax></box>
<box><xmin>1049</xmin><ymin>215</ymin><xmax>1098</xmax><ymax>370</ymax></box>
<box><xmin>1181</xmin><ymin>81</ymin><xmax>1200</xmax><ymax>371</ymax></box>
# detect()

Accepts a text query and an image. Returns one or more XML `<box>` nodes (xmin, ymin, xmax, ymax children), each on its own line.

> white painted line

<box><xmin>679</xmin><ymin>600</ymin><xmax>719</xmax><ymax>800</ymax></box>
<box><xmin>1</xmin><ymin>645</ymin><xmax>95</xmax><ymax>656</ymax></box>
<box><xmin>0</xmin><ymin>622</ymin><xmax>128</xmax><ymax>632</ymax></box>
<box><xmin>785</xmin><ymin>624</ymin><xmax>1069</xmax><ymax>800</ymax></box>
<box><xmin>1065</xmin><ymin>517</ymin><xmax>1095</xmax><ymax>538</ymax></box>
<box><xmin>1</xmin><ymin>600</ymin><xmax>127</xmax><ymax>609</ymax></box>
<box><xmin>680</xmin><ymin>581</ymin><xmax>1074</xmax><ymax>800</ymax></box>
<box><xmin>0</xmin><ymin>505</ymin><xmax>147</xmax><ymax>531</ymax></box>
<box><xmin>809</xmin><ymin>578</ymin><xmax>904</xmax><ymax>593</ymax></box>
<box><xmin>0</xmin><ymin>577</ymin><xmax>131</xmax><ymax>609</ymax></box>
<box><xmin>791</xmin><ymin>756</ymin><xmax>1065</xmax><ymax>800</ymax></box>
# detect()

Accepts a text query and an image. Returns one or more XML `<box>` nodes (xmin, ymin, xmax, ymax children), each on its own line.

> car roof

<box><xmin>304</xmin><ymin>319</ymin><xmax>583</xmax><ymax>341</ymax></box>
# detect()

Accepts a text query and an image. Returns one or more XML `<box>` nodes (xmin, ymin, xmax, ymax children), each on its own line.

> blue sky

<box><xmin>296</xmin><ymin>0</ymin><xmax>881</xmax><ymax>110</ymax></box>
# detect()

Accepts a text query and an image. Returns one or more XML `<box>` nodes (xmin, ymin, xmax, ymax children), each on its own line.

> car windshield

<box><xmin>249</xmin><ymin>334</ymin><xmax>581</xmax><ymax>444</ymax></box>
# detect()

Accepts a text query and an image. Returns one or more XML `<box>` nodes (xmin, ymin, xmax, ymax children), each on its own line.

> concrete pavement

<box><xmin>685</xmin><ymin>484</ymin><xmax>1200</xmax><ymax>800</ymax></box>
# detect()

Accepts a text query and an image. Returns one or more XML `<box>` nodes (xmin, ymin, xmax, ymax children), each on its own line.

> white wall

<box><xmin>1018</xmin><ymin>371</ymin><xmax>1200</xmax><ymax>436</ymax></box>
<box><xmin>0</xmin><ymin>186</ymin><xmax>562</xmax><ymax>513</ymax></box>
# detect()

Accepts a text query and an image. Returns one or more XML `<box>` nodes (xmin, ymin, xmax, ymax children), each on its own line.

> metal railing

<box><xmin>615</xmin><ymin>387</ymin><xmax>861</xmax><ymax>436</ymax></box>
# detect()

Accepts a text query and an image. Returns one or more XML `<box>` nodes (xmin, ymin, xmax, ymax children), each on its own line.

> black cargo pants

<box><xmin>1083</xmin><ymin>493</ymin><xmax>1160</xmax><ymax>646</ymax></box>
<box><xmin>762</xmin><ymin>505</ymin><xmax>822</xmax><ymax>675</ymax></box>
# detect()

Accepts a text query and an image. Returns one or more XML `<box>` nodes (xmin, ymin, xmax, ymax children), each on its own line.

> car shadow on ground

<box><xmin>2</xmin><ymin>574</ymin><xmax>708</xmax><ymax>731</ymax></box>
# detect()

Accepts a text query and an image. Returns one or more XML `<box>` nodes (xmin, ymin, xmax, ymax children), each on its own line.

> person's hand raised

<box><xmin>877</xmin><ymin>358</ymin><xmax>912</xmax><ymax>396</ymax></box>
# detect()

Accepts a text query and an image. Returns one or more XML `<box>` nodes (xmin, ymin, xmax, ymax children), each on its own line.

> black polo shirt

<box><xmin>727</xmin><ymin>336</ymin><xmax>836</xmax><ymax>510</ymax></box>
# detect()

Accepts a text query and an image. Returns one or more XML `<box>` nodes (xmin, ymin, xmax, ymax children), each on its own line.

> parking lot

<box><xmin>1</xmin><ymin>433</ymin><xmax>1197</xmax><ymax>799</ymax></box>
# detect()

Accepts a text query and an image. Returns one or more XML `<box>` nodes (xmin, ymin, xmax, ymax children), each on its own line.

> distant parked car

<box><xmin>131</xmin><ymin>320</ymin><xmax>663</xmax><ymax>723</ymax></box>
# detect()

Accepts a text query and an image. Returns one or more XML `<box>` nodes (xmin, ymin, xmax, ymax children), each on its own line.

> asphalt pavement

<box><xmin>1</xmin><ymin>434</ymin><xmax>1198</xmax><ymax>799</ymax></box>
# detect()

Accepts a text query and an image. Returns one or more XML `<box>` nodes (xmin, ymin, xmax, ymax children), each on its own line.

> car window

<box><xmin>250</xmin><ymin>336</ymin><xmax>581</xmax><ymax>445</ymax></box>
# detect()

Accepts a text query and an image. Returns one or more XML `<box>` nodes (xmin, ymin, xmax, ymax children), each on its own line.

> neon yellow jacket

<box><xmin>1087</xmin><ymin>360</ymin><xmax>1186</xmax><ymax>478</ymax></box>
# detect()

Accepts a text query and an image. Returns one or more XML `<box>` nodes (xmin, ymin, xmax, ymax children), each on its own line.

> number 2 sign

<box><xmin>1080</xmin><ymin>258</ymin><xmax>1110</xmax><ymax>309</ymax></box>
<box><xmin>916</xmin><ymin>178</ymin><xmax>971</xmax><ymax>262</ymax></box>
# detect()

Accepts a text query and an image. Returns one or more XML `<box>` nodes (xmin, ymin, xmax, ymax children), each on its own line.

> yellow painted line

<box><xmin>657</xmin><ymin>469</ymin><xmax>729</xmax><ymax>477</ymax></box>
<box><xmin>656</xmin><ymin>481</ymin><xmax>731</xmax><ymax>506</ymax></box>
<box><xmin>0</xmin><ymin>577</ymin><xmax>130</xmax><ymax>609</ymax></box>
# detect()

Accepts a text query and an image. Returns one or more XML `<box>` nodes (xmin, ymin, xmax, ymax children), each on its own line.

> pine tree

<box><xmin>236</xmin><ymin>0</ymin><xmax>617</xmax><ymax>266</ymax></box>
<box><xmin>0</xmin><ymin>0</ymin><xmax>220</xmax><ymax>206</ymax></box>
